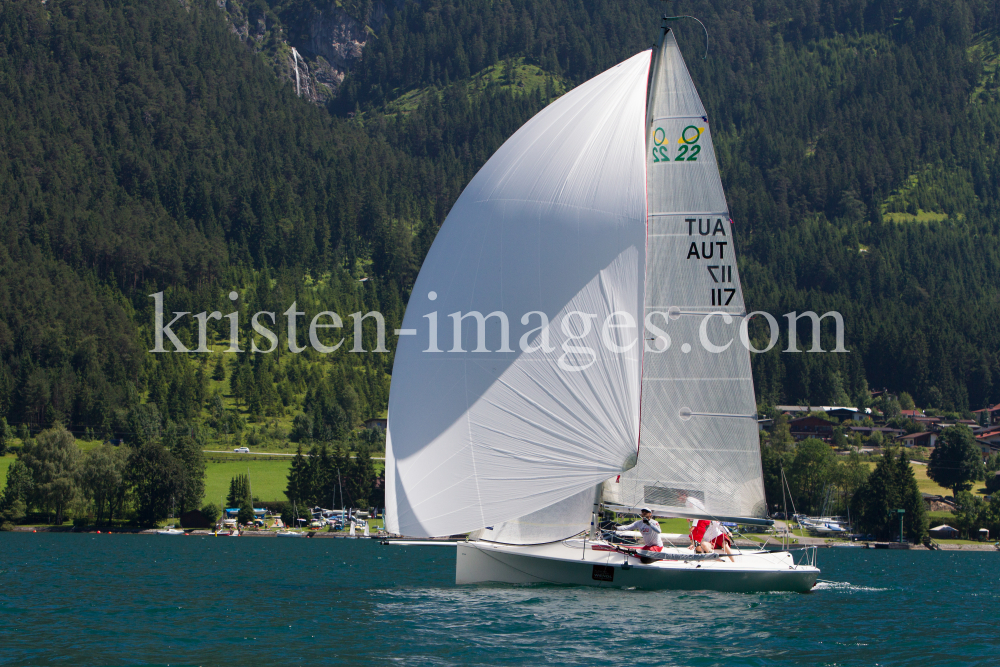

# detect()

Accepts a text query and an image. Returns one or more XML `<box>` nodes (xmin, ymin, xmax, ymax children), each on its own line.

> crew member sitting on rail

<box><xmin>703</xmin><ymin>521</ymin><xmax>735</xmax><ymax>562</ymax></box>
<box><xmin>689</xmin><ymin>518</ymin><xmax>713</xmax><ymax>553</ymax></box>
<box><xmin>619</xmin><ymin>507</ymin><xmax>663</xmax><ymax>551</ymax></box>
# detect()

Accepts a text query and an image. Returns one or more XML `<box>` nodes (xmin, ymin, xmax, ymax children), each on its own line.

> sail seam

<box><xmin>463</xmin><ymin>364</ymin><xmax>488</xmax><ymax>530</ymax></box>
<box><xmin>643</xmin><ymin>307</ymin><xmax>744</xmax><ymax>313</ymax></box>
<box><xmin>641</xmin><ymin>378</ymin><xmax>753</xmax><ymax>381</ymax></box>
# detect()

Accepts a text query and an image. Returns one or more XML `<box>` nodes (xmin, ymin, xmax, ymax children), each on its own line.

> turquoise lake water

<box><xmin>1</xmin><ymin>534</ymin><xmax>997</xmax><ymax>665</ymax></box>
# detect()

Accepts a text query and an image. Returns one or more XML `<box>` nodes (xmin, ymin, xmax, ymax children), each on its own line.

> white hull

<box><xmin>457</xmin><ymin>540</ymin><xmax>818</xmax><ymax>593</ymax></box>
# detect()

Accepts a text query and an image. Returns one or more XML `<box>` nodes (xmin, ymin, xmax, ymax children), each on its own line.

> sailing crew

<box><xmin>689</xmin><ymin>518</ymin><xmax>713</xmax><ymax>553</ymax></box>
<box><xmin>703</xmin><ymin>521</ymin><xmax>735</xmax><ymax>562</ymax></box>
<box><xmin>619</xmin><ymin>507</ymin><xmax>663</xmax><ymax>551</ymax></box>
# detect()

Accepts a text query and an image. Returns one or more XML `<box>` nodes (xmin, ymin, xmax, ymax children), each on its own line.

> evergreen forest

<box><xmin>2</xmin><ymin>0</ymin><xmax>1000</xmax><ymax>519</ymax></box>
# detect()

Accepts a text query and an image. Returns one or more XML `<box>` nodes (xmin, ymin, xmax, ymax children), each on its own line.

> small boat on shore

<box><xmin>156</xmin><ymin>528</ymin><xmax>185</xmax><ymax>535</ymax></box>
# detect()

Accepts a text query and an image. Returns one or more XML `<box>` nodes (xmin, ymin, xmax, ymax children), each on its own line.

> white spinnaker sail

<box><xmin>386</xmin><ymin>51</ymin><xmax>651</xmax><ymax>538</ymax></box>
<box><xmin>611</xmin><ymin>29</ymin><xmax>767</xmax><ymax>521</ymax></box>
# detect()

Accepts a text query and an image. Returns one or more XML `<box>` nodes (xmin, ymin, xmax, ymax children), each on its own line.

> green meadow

<box><xmin>0</xmin><ymin>454</ymin><xmax>14</xmax><ymax>491</ymax></box>
<box><xmin>204</xmin><ymin>457</ymin><xmax>293</xmax><ymax>506</ymax></box>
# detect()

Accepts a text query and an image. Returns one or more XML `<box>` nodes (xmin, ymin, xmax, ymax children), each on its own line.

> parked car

<box><xmin>234</xmin><ymin>447</ymin><xmax>250</xmax><ymax>453</ymax></box>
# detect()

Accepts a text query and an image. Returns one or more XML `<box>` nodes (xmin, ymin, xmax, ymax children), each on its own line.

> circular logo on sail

<box><xmin>653</xmin><ymin>127</ymin><xmax>667</xmax><ymax>145</ymax></box>
<box><xmin>680</xmin><ymin>126</ymin><xmax>703</xmax><ymax>144</ymax></box>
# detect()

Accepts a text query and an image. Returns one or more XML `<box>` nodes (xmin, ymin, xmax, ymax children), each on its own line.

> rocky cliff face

<box><xmin>211</xmin><ymin>0</ymin><xmax>391</xmax><ymax>105</ymax></box>
<box><xmin>216</xmin><ymin>0</ymin><xmax>270</xmax><ymax>53</ymax></box>
<box><xmin>292</xmin><ymin>2</ymin><xmax>389</xmax><ymax>97</ymax></box>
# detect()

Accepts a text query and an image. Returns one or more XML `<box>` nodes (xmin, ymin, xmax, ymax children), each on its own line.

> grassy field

<box><xmin>860</xmin><ymin>461</ymin><xmax>978</xmax><ymax>499</ymax></box>
<box><xmin>657</xmin><ymin>517</ymin><xmax>690</xmax><ymax>533</ymax></box>
<box><xmin>204</xmin><ymin>458</ymin><xmax>292</xmax><ymax>506</ymax></box>
<box><xmin>381</xmin><ymin>58</ymin><xmax>568</xmax><ymax>117</ymax></box>
<box><xmin>0</xmin><ymin>454</ymin><xmax>14</xmax><ymax>490</ymax></box>
<box><xmin>882</xmin><ymin>209</ymin><xmax>949</xmax><ymax>223</ymax></box>
<box><xmin>1</xmin><ymin>445</ymin><xmax>381</xmax><ymax>509</ymax></box>
<box><xmin>908</xmin><ymin>462</ymin><xmax>991</xmax><ymax>498</ymax></box>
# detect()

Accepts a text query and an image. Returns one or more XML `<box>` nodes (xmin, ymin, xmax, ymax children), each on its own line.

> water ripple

<box><xmin>0</xmin><ymin>534</ymin><xmax>997</xmax><ymax>665</ymax></box>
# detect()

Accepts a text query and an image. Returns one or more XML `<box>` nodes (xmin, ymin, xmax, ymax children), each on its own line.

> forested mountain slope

<box><xmin>1</xmin><ymin>0</ymin><xmax>999</xmax><ymax>445</ymax></box>
<box><xmin>336</xmin><ymin>0</ymin><xmax>1000</xmax><ymax>412</ymax></box>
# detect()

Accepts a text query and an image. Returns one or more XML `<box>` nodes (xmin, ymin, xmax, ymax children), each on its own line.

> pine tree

<box><xmin>212</xmin><ymin>357</ymin><xmax>227</xmax><ymax>382</ymax></box>
<box><xmin>852</xmin><ymin>448</ymin><xmax>928</xmax><ymax>542</ymax></box>
<box><xmin>226</xmin><ymin>474</ymin><xmax>250</xmax><ymax>509</ymax></box>
<box><xmin>238</xmin><ymin>482</ymin><xmax>256</xmax><ymax>526</ymax></box>
<box><xmin>285</xmin><ymin>445</ymin><xmax>311</xmax><ymax>507</ymax></box>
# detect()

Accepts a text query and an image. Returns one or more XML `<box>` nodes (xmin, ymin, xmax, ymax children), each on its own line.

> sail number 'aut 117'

<box><xmin>383</xmin><ymin>15</ymin><xmax>819</xmax><ymax>593</ymax></box>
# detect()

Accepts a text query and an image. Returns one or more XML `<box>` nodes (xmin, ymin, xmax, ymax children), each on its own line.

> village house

<box><xmin>973</xmin><ymin>404</ymin><xmax>1000</xmax><ymax>426</ymax></box>
<box><xmin>897</xmin><ymin>431</ymin><xmax>937</xmax><ymax>448</ymax></box>
<box><xmin>363</xmin><ymin>417</ymin><xmax>388</xmax><ymax>431</ymax></box>
<box><xmin>929</xmin><ymin>524</ymin><xmax>960</xmax><ymax>539</ymax></box>
<box><xmin>869</xmin><ymin>388</ymin><xmax>896</xmax><ymax>401</ymax></box>
<box><xmin>788</xmin><ymin>415</ymin><xmax>837</xmax><ymax>442</ymax></box>
<box><xmin>847</xmin><ymin>426</ymin><xmax>904</xmax><ymax>439</ymax></box>
<box><xmin>775</xmin><ymin>405</ymin><xmax>868</xmax><ymax>420</ymax></box>
<box><xmin>975</xmin><ymin>428</ymin><xmax>1000</xmax><ymax>445</ymax></box>
<box><xmin>775</xmin><ymin>405</ymin><xmax>816</xmax><ymax>415</ymax></box>
<box><xmin>975</xmin><ymin>439</ymin><xmax>999</xmax><ymax>457</ymax></box>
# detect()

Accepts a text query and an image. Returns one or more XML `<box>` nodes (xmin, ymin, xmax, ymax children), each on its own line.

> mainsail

<box><xmin>609</xmin><ymin>28</ymin><xmax>768</xmax><ymax>522</ymax></box>
<box><xmin>386</xmin><ymin>51</ymin><xmax>651</xmax><ymax>538</ymax></box>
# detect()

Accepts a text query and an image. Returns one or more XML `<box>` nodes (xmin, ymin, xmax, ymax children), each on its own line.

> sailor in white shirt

<box><xmin>619</xmin><ymin>507</ymin><xmax>663</xmax><ymax>550</ymax></box>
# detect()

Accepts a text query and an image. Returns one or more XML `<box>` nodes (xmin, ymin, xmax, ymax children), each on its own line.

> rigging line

<box><xmin>647</xmin><ymin>211</ymin><xmax>730</xmax><ymax>216</ymax></box>
<box><xmin>642</xmin><ymin>378</ymin><xmax>753</xmax><ymax>382</ymax></box>
<box><xmin>650</xmin><ymin>115</ymin><xmax>709</xmax><ymax>121</ymax></box>
<box><xmin>663</xmin><ymin>16</ymin><xmax>709</xmax><ymax>60</ymax></box>
<box><xmin>781</xmin><ymin>466</ymin><xmax>790</xmax><ymax>550</ymax></box>
<box><xmin>683</xmin><ymin>412</ymin><xmax>758</xmax><ymax>419</ymax></box>
<box><xmin>642</xmin><ymin>308</ymin><xmax>747</xmax><ymax>316</ymax></box>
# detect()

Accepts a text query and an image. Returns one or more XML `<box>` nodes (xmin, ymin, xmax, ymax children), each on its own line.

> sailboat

<box><xmin>384</xmin><ymin>16</ymin><xmax>819</xmax><ymax>593</ymax></box>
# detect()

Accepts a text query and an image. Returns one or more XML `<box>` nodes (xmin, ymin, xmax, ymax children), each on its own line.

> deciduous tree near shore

<box><xmin>127</xmin><ymin>442</ymin><xmax>185</xmax><ymax>527</ymax></box>
<box><xmin>928</xmin><ymin>426</ymin><xmax>984</xmax><ymax>497</ymax></box>
<box><xmin>20</xmin><ymin>426</ymin><xmax>80</xmax><ymax>525</ymax></box>
<box><xmin>79</xmin><ymin>443</ymin><xmax>130</xmax><ymax>525</ymax></box>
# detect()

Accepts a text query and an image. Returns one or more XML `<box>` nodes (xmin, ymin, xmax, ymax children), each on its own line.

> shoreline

<box><xmin>8</xmin><ymin>527</ymin><xmax>1000</xmax><ymax>550</ymax></box>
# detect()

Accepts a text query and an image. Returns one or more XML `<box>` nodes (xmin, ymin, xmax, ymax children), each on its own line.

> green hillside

<box><xmin>2</xmin><ymin>0</ymin><xmax>1000</xmax><ymax>454</ymax></box>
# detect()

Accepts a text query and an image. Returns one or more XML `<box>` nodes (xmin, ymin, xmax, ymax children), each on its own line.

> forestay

<box><xmin>386</xmin><ymin>51</ymin><xmax>651</xmax><ymax>538</ymax></box>
<box><xmin>609</xmin><ymin>29</ymin><xmax>768</xmax><ymax>521</ymax></box>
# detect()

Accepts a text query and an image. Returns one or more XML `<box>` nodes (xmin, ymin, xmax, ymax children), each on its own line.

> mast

<box><xmin>337</xmin><ymin>468</ymin><xmax>344</xmax><ymax>511</ymax></box>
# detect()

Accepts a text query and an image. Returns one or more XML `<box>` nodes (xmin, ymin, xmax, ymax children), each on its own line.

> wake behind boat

<box><xmin>383</xmin><ymin>13</ymin><xmax>818</xmax><ymax>592</ymax></box>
